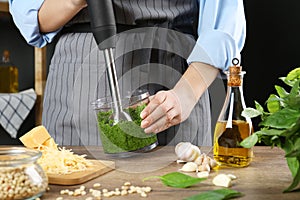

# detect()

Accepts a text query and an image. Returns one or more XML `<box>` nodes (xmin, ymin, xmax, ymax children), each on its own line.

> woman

<box><xmin>9</xmin><ymin>0</ymin><xmax>246</xmax><ymax>146</ymax></box>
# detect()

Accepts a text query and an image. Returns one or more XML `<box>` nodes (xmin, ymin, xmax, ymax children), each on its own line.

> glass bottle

<box><xmin>0</xmin><ymin>50</ymin><xmax>19</xmax><ymax>93</ymax></box>
<box><xmin>213</xmin><ymin>59</ymin><xmax>253</xmax><ymax>167</ymax></box>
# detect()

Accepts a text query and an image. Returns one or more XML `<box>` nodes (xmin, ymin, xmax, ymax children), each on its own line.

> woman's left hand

<box><xmin>140</xmin><ymin>89</ymin><xmax>194</xmax><ymax>134</ymax></box>
<box><xmin>140</xmin><ymin>62</ymin><xmax>219</xmax><ymax>134</ymax></box>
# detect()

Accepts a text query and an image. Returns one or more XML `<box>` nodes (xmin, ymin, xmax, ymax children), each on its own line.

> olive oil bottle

<box><xmin>0</xmin><ymin>50</ymin><xmax>18</xmax><ymax>93</ymax></box>
<box><xmin>213</xmin><ymin>59</ymin><xmax>253</xmax><ymax>167</ymax></box>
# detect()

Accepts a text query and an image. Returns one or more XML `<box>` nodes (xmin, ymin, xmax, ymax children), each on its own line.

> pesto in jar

<box><xmin>97</xmin><ymin>104</ymin><xmax>158</xmax><ymax>154</ymax></box>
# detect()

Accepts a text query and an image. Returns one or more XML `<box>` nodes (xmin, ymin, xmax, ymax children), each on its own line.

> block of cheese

<box><xmin>42</xmin><ymin>137</ymin><xmax>58</xmax><ymax>150</ymax></box>
<box><xmin>19</xmin><ymin>125</ymin><xmax>51</xmax><ymax>148</ymax></box>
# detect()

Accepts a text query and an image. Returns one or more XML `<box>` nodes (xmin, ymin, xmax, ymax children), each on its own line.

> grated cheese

<box><xmin>37</xmin><ymin>146</ymin><xmax>93</xmax><ymax>175</ymax></box>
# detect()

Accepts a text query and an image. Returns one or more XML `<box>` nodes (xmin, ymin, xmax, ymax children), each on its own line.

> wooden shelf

<box><xmin>0</xmin><ymin>2</ymin><xmax>9</xmax><ymax>12</ymax></box>
<box><xmin>34</xmin><ymin>47</ymin><xmax>47</xmax><ymax>125</ymax></box>
<box><xmin>0</xmin><ymin>1</ymin><xmax>47</xmax><ymax>125</ymax></box>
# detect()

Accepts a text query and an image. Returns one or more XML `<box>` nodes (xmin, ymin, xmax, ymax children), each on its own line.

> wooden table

<box><xmin>42</xmin><ymin>146</ymin><xmax>299</xmax><ymax>200</ymax></box>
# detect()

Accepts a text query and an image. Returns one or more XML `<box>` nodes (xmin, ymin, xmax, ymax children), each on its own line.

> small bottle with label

<box><xmin>0</xmin><ymin>50</ymin><xmax>19</xmax><ymax>93</ymax></box>
<box><xmin>213</xmin><ymin>58</ymin><xmax>253</xmax><ymax>167</ymax></box>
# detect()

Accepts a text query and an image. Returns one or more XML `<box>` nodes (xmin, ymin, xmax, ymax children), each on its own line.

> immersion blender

<box><xmin>86</xmin><ymin>0</ymin><xmax>132</xmax><ymax>123</ymax></box>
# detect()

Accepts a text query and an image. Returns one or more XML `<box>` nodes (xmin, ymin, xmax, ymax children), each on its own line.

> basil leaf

<box><xmin>254</xmin><ymin>101</ymin><xmax>265</xmax><ymax>113</ymax></box>
<box><xmin>285</xmin><ymin>138</ymin><xmax>300</xmax><ymax>158</ymax></box>
<box><xmin>260</xmin><ymin>108</ymin><xmax>300</xmax><ymax>129</ymax></box>
<box><xmin>285</xmin><ymin>149</ymin><xmax>300</xmax><ymax>158</ymax></box>
<box><xmin>258</xmin><ymin>129</ymin><xmax>285</xmax><ymax>136</ymax></box>
<box><xmin>275</xmin><ymin>85</ymin><xmax>289</xmax><ymax>98</ymax></box>
<box><xmin>286</xmin><ymin>67</ymin><xmax>300</xmax><ymax>81</ymax></box>
<box><xmin>280</xmin><ymin>77</ymin><xmax>295</xmax><ymax>87</ymax></box>
<box><xmin>281</xmin><ymin>118</ymin><xmax>300</xmax><ymax>140</ymax></box>
<box><xmin>241</xmin><ymin>107</ymin><xmax>262</xmax><ymax>118</ymax></box>
<box><xmin>289</xmin><ymin>79</ymin><xmax>299</xmax><ymax>97</ymax></box>
<box><xmin>280</xmin><ymin>67</ymin><xmax>300</xmax><ymax>87</ymax></box>
<box><xmin>266</xmin><ymin>94</ymin><xmax>281</xmax><ymax>113</ymax></box>
<box><xmin>283</xmin><ymin>139</ymin><xmax>300</xmax><ymax>178</ymax></box>
<box><xmin>240</xmin><ymin>134</ymin><xmax>258</xmax><ymax>148</ymax></box>
<box><xmin>286</xmin><ymin>157</ymin><xmax>300</xmax><ymax>179</ymax></box>
<box><xmin>184</xmin><ymin>189</ymin><xmax>243</xmax><ymax>200</ymax></box>
<box><xmin>143</xmin><ymin>172</ymin><xmax>206</xmax><ymax>188</ymax></box>
<box><xmin>284</xmin><ymin>159</ymin><xmax>300</xmax><ymax>193</ymax></box>
<box><xmin>286</xmin><ymin>96</ymin><xmax>300</xmax><ymax>110</ymax></box>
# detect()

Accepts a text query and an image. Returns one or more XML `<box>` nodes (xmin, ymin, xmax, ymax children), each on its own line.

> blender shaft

<box><xmin>104</xmin><ymin>48</ymin><xmax>132</xmax><ymax>123</ymax></box>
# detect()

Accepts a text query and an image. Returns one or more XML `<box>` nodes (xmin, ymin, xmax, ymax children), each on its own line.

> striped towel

<box><xmin>0</xmin><ymin>89</ymin><xmax>36</xmax><ymax>138</ymax></box>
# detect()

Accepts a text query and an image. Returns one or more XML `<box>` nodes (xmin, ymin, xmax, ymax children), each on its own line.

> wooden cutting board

<box><xmin>47</xmin><ymin>160</ymin><xmax>115</xmax><ymax>185</ymax></box>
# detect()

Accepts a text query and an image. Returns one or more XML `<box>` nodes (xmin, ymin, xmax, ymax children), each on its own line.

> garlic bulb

<box><xmin>175</xmin><ymin>142</ymin><xmax>201</xmax><ymax>162</ymax></box>
<box><xmin>174</xmin><ymin>142</ymin><xmax>219</xmax><ymax>178</ymax></box>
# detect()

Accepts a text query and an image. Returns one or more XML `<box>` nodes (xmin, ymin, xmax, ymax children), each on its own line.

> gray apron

<box><xmin>42</xmin><ymin>0</ymin><xmax>212</xmax><ymax>146</ymax></box>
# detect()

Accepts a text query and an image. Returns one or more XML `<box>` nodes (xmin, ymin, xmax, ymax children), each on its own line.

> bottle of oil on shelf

<box><xmin>0</xmin><ymin>50</ymin><xmax>19</xmax><ymax>93</ymax></box>
<box><xmin>213</xmin><ymin>58</ymin><xmax>253</xmax><ymax>167</ymax></box>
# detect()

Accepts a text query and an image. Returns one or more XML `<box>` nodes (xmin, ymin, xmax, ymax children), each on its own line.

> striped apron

<box><xmin>42</xmin><ymin>0</ymin><xmax>212</xmax><ymax>146</ymax></box>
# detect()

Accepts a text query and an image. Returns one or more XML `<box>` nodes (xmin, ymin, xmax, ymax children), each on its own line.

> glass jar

<box><xmin>92</xmin><ymin>91</ymin><xmax>158</xmax><ymax>157</ymax></box>
<box><xmin>0</xmin><ymin>147</ymin><xmax>48</xmax><ymax>200</ymax></box>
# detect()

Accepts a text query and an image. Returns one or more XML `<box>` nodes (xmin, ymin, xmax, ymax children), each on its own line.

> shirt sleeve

<box><xmin>9</xmin><ymin>0</ymin><xmax>61</xmax><ymax>48</ymax></box>
<box><xmin>187</xmin><ymin>0</ymin><xmax>246</xmax><ymax>71</ymax></box>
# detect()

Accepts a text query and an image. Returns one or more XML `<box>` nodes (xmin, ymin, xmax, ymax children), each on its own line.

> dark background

<box><xmin>1</xmin><ymin>0</ymin><xmax>300</xmax><ymax>144</ymax></box>
<box><xmin>241</xmin><ymin>0</ymin><xmax>300</xmax><ymax>133</ymax></box>
<box><xmin>242</xmin><ymin>0</ymin><xmax>299</xmax><ymax>107</ymax></box>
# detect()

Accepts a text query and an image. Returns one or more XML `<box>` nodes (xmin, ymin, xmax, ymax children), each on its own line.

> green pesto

<box><xmin>97</xmin><ymin>104</ymin><xmax>157</xmax><ymax>154</ymax></box>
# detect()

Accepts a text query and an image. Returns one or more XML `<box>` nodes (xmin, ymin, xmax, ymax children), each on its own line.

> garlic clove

<box><xmin>209</xmin><ymin>158</ymin><xmax>218</xmax><ymax>169</ymax></box>
<box><xmin>202</xmin><ymin>155</ymin><xmax>210</xmax><ymax>166</ymax></box>
<box><xmin>197</xmin><ymin>171</ymin><xmax>209</xmax><ymax>178</ymax></box>
<box><xmin>227</xmin><ymin>174</ymin><xmax>237</xmax><ymax>180</ymax></box>
<box><xmin>197</xmin><ymin>165</ymin><xmax>206</xmax><ymax>172</ymax></box>
<box><xmin>212</xmin><ymin>174</ymin><xmax>232</xmax><ymax>187</ymax></box>
<box><xmin>194</xmin><ymin>154</ymin><xmax>204</xmax><ymax>166</ymax></box>
<box><xmin>205</xmin><ymin>163</ymin><xmax>211</xmax><ymax>172</ymax></box>
<box><xmin>198</xmin><ymin>163</ymin><xmax>210</xmax><ymax>172</ymax></box>
<box><xmin>179</xmin><ymin>162</ymin><xmax>198</xmax><ymax>172</ymax></box>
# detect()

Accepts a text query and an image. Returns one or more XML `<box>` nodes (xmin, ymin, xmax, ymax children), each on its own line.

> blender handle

<box><xmin>86</xmin><ymin>0</ymin><xmax>116</xmax><ymax>49</ymax></box>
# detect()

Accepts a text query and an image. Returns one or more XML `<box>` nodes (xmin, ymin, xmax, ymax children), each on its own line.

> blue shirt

<box><xmin>9</xmin><ymin>0</ymin><xmax>246</xmax><ymax>71</ymax></box>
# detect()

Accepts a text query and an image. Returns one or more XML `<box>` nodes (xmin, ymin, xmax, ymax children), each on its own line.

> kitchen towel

<box><xmin>0</xmin><ymin>88</ymin><xmax>36</xmax><ymax>138</ymax></box>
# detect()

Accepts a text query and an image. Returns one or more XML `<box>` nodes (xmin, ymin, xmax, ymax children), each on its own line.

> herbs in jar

<box><xmin>92</xmin><ymin>93</ymin><xmax>158</xmax><ymax>156</ymax></box>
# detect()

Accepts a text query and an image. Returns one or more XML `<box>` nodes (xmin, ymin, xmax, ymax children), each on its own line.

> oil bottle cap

<box><xmin>229</xmin><ymin>58</ymin><xmax>242</xmax><ymax>74</ymax></box>
<box><xmin>228</xmin><ymin>58</ymin><xmax>244</xmax><ymax>86</ymax></box>
<box><xmin>2</xmin><ymin>50</ymin><xmax>10</xmax><ymax>63</ymax></box>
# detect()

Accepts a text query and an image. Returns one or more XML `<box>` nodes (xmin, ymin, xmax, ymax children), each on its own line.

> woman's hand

<box><xmin>140</xmin><ymin>62</ymin><xmax>219</xmax><ymax>134</ymax></box>
<box><xmin>140</xmin><ymin>89</ymin><xmax>194</xmax><ymax>134</ymax></box>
